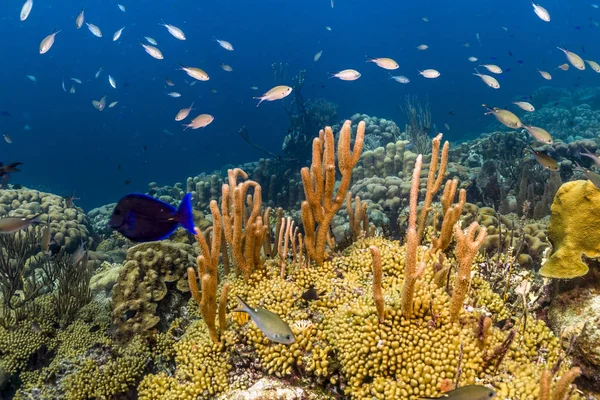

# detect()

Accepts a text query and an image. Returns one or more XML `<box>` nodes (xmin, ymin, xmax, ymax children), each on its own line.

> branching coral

<box><xmin>300</xmin><ymin>120</ymin><xmax>365</xmax><ymax>265</ymax></box>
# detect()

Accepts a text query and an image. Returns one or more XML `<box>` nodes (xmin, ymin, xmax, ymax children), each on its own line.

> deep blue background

<box><xmin>0</xmin><ymin>0</ymin><xmax>595</xmax><ymax>209</ymax></box>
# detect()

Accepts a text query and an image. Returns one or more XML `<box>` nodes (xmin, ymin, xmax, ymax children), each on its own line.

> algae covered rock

<box><xmin>111</xmin><ymin>241</ymin><xmax>196</xmax><ymax>339</ymax></box>
<box><xmin>539</xmin><ymin>180</ymin><xmax>600</xmax><ymax>278</ymax></box>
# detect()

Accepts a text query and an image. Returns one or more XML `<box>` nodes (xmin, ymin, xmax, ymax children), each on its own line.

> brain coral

<box><xmin>0</xmin><ymin>188</ymin><xmax>93</xmax><ymax>251</ymax></box>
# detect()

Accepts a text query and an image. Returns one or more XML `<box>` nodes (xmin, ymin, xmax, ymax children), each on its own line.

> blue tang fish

<box><xmin>109</xmin><ymin>192</ymin><xmax>195</xmax><ymax>242</ymax></box>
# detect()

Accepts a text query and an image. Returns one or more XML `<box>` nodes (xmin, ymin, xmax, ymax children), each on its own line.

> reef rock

<box><xmin>217</xmin><ymin>377</ymin><xmax>325</xmax><ymax>400</ymax></box>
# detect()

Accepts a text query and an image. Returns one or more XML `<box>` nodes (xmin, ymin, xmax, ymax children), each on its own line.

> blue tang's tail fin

<box><xmin>176</xmin><ymin>193</ymin><xmax>195</xmax><ymax>234</ymax></box>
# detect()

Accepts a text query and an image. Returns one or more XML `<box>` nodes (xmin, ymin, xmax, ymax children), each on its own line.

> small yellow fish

<box><xmin>528</xmin><ymin>146</ymin><xmax>558</xmax><ymax>171</ymax></box>
<box><xmin>585</xmin><ymin>59</ymin><xmax>600</xmax><ymax>73</ymax></box>
<box><xmin>165</xmin><ymin>77</ymin><xmax>174</xmax><ymax>86</ymax></box>
<box><xmin>215</xmin><ymin>38</ymin><xmax>233</xmax><ymax>51</ymax></box>
<box><xmin>557</xmin><ymin>47</ymin><xmax>585</xmax><ymax>70</ymax></box>
<box><xmin>86</xmin><ymin>22</ymin><xmax>102</xmax><ymax>37</ymax></box>
<box><xmin>330</xmin><ymin>69</ymin><xmax>361</xmax><ymax>80</ymax></box>
<box><xmin>419</xmin><ymin>69</ymin><xmax>440</xmax><ymax>78</ymax></box>
<box><xmin>482</xmin><ymin>104</ymin><xmax>523</xmax><ymax>129</ymax></box>
<box><xmin>513</xmin><ymin>101</ymin><xmax>535</xmax><ymax>112</ymax></box>
<box><xmin>253</xmin><ymin>85</ymin><xmax>293</xmax><ymax>106</ymax></box>
<box><xmin>538</xmin><ymin>69</ymin><xmax>552</xmax><ymax>80</ymax></box>
<box><xmin>468</xmin><ymin>56</ymin><xmax>478</xmax><ymax>62</ymax></box>
<box><xmin>235</xmin><ymin>296</ymin><xmax>295</xmax><ymax>344</ymax></box>
<box><xmin>178</xmin><ymin>64</ymin><xmax>209</xmax><ymax>81</ymax></box>
<box><xmin>75</xmin><ymin>9</ymin><xmax>84</xmax><ymax>29</ymax></box>
<box><xmin>175</xmin><ymin>103</ymin><xmax>194</xmax><ymax>121</ymax></box>
<box><xmin>575</xmin><ymin>162</ymin><xmax>600</xmax><ymax>189</ymax></box>
<box><xmin>479</xmin><ymin>64</ymin><xmax>502</xmax><ymax>74</ymax></box>
<box><xmin>523</xmin><ymin>124</ymin><xmax>553</xmax><ymax>144</ymax></box>
<box><xmin>39</xmin><ymin>28</ymin><xmax>61</xmax><ymax>54</ymax></box>
<box><xmin>160</xmin><ymin>21</ymin><xmax>186</xmax><ymax>40</ymax></box>
<box><xmin>473</xmin><ymin>69</ymin><xmax>500</xmax><ymax>89</ymax></box>
<box><xmin>366</xmin><ymin>56</ymin><xmax>399</xmax><ymax>70</ymax></box>
<box><xmin>580</xmin><ymin>147</ymin><xmax>600</xmax><ymax>168</ymax></box>
<box><xmin>41</xmin><ymin>221</ymin><xmax>51</xmax><ymax>253</ymax></box>
<box><xmin>183</xmin><ymin>114</ymin><xmax>214</xmax><ymax>130</ymax></box>
<box><xmin>0</xmin><ymin>214</ymin><xmax>41</xmax><ymax>233</ymax></box>
<box><xmin>557</xmin><ymin>63</ymin><xmax>569</xmax><ymax>71</ymax></box>
<box><xmin>140</xmin><ymin>41</ymin><xmax>163</xmax><ymax>60</ymax></box>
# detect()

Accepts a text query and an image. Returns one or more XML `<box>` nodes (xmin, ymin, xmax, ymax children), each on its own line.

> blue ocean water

<box><xmin>0</xmin><ymin>0</ymin><xmax>595</xmax><ymax>209</ymax></box>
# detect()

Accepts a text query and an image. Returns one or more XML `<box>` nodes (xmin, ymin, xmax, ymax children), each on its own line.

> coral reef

<box><xmin>0</xmin><ymin>188</ymin><xmax>94</xmax><ymax>251</ymax></box>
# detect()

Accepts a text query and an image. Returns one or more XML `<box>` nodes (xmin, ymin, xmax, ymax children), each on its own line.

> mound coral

<box><xmin>539</xmin><ymin>180</ymin><xmax>600</xmax><ymax>278</ymax></box>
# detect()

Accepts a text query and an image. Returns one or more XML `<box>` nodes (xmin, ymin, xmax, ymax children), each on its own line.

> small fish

<box><xmin>109</xmin><ymin>75</ymin><xmax>117</xmax><ymax>89</ymax></box>
<box><xmin>95</xmin><ymin>67</ymin><xmax>103</xmax><ymax>79</ymax></box>
<box><xmin>473</xmin><ymin>69</ymin><xmax>500</xmax><ymax>89</ymax></box>
<box><xmin>220</xmin><ymin>63</ymin><xmax>233</xmax><ymax>72</ymax></box>
<box><xmin>75</xmin><ymin>9</ymin><xmax>84</xmax><ymax>29</ymax></box>
<box><xmin>416</xmin><ymin>44</ymin><xmax>429</xmax><ymax>50</ymax></box>
<box><xmin>468</xmin><ymin>56</ymin><xmax>478</xmax><ymax>62</ymax></box>
<box><xmin>70</xmin><ymin>78</ymin><xmax>82</xmax><ymax>84</ymax></box>
<box><xmin>144</xmin><ymin>36</ymin><xmax>158</xmax><ymax>45</ymax></box>
<box><xmin>109</xmin><ymin>192</ymin><xmax>195</xmax><ymax>241</ymax></box>
<box><xmin>580</xmin><ymin>146</ymin><xmax>600</xmax><ymax>168</ymax></box>
<box><xmin>70</xmin><ymin>85</ymin><xmax>76</xmax><ymax>94</ymax></box>
<box><xmin>390</xmin><ymin>75</ymin><xmax>410</xmax><ymax>83</ymax></box>
<box><xmin>527</xmin><ymin>146</ymin><xmax>559</xmax><ymax>171</ymax></box>
<box><xmin>39</xmin><ymin>28</ymin><xmax>61</xmax><ymax>54</ymax></box>
<box><xmin>215</xmin><ymin>38</ymin><xmax>234</xmax><ymax>51</ymax></box>
<box><xmin>482</xmin><ymin>104</ymin><xmax>523</xmax><ymax>129</ymax></box>
<box><xmin>86</xmin><ymin>23</ymin><xmax>102</xmax><ymax>37</ymax></box>
<box><xmin>140</xmin><ymin>41</ymin><xmax>163</xmax><ymax>60</ymax></box>
<box><xmin>160</xmin><ymin>21</ymin><xmax>186</xmax><ymax>40</ymax></box>
<box><xmin>92</xmin><ymin>95</ymin><xmax>107</xmax><ymax>111</ymax></box>
<box><xmin>513</xmin><ymin>101</ymin><xmax>535</xmax><ymax>112</ymax></box>
<box><xmin>20</xmin><ymin>0</ymin><xmax>33</xmax><ymax>21</ymax></box>
<box><xmin>523</xmin><ymin>125</ymin><xmax>553</xmax><ymax>144</ymax></box>
<box><xmin>167</xmin><ymin>92</ymin><xmax>181</xmax><ymax>98</ymax></box>
<box><xmin>532</xmin><ymin>2</ymin><xmax>550</xmax><ymax>22</ymax></box>
<box><xmin>61</xmin><ymin>79</ymin><xmax>66</xmax><ymax>92</ymax></box>
<box><xmin>538</xmin><ymin>69</ymin><xmax>552</xmax><ymax>80</ymax></box>
<box><xmin>113</xmin><ymin>26</ymin><xmax>125</xmax><ymax>41</ymax></box>
<box><xmin>178</xmin><ymin>64</ymin><xmax>209</xmax><ymax>81</ymax></box>
<box><xmin>422</xmin><ymin>17</ymin><xmax>429</xmax><ymax>22</ymax></box>
<box><xmin>462</xmin><ymin>42</ymin><xmax>471</xmax><ymax>48</ymax></box>
<box><xmin>557</xmin><ymin>63</ymin><xmax>569</xmax><ymax>71</ymax></box>
<box><xmin>65</xmin><ymin>190</ymin><xmax>79</xmax><ymax>208</ymax></box>
<box><xmin>480</xmin><ymin>64</ymin><xmax>502</xmax><ymax>74</ymax></box>
<box><xmin>117</xmin><ymin>4</ymin><xmax>126</xmax><ymax>12</ymax></box>
<box><xmin>3</xmin><ymin>134</ymin><xmax>12</xmax><ymax>144</ymax></box>
<box><xmin>419</xmin><ymin>69</ymin><xmax>440</xmax><ymax>78</ymax></box>
<box><xmin>175</xmin><ymin>102</ymin><xmax>194</xmax><ymax>121</ymax></box>
<box><xmin>71</xmin><ymin>241</ymin><xmax>86</xmax><ymax>265</ymax></box>
<box><xmin>325</xmin><ymin>26</ymin><xmax>332</xmax><ymax>31</ymax></box>
<box><xmin>0</xmin><ymin>214</ymin><xmax>41</xmax><ymax>233</ymax></box>
<box><xmin>234</xmin><ymin>295</ymin><xmax>295</xmax><ymax>344</ymax></box>
<box><xmin>313</xmin><ymin>50</ymin><xmax>323</xmax><ymax>62</ymax></box>
<box><xmin>575</xmin><ymin>162</ymin><xmax>600</xmax><ymax>189</ymax></box>
<box><xmin>330</xmin><ymin>69</ymin><xmax>361</xmax><ymax>81</ymax></box>
<box><xmin>249</xmin><ymin>86</ymin><xmax>258</xmax><ymax>90</ymax></box>
<box><xmin>593</xmin><ymin>3</ymin><xmax>599</xmax><ymax>8</ymax></box>
<box><xmin>108</xmin><ymin>101</ymin><xmax>119</xmax><ymax>108</ymax></box>
<box><xmin>501</xmin><ymin>26</ymin><xmax>509</xmax><ymax>31</ymax></box>
<box><xmin>366</xmin><ymin>56</ymin><xmax>399</xmax><ymax>70</ymax></box>
<box><xmin>558</xmin><ymin>47</ymin><xmax>585</xmax><ymax>70</ymax></box>
<box><xmin>301</xmin><ymin>285</ymin><xmax>326</xmax><ymax>301</ymax></box>
<box><xmin>444</xmin><ymin>123</ymin><xmax>450</xmax><ymax>130</ymax></box>
<box><xmin>253</xmin><ymin>85</ymin><xmax>293</xmax><ymax>106</ymax></box>
<box><xmin>419</xmin><ymin>385</ymin><xmax>496</xmax><ymax>399</ymax></box>
<box><xmin>585</xmin><ymin>59</ymin><xmax>600</xmax><ymax>72</ymax></box>
<box><xmin>165</xmin><ymin>77</ymin><xmax>175</xmax><ymax>86</ymax></box>
<box><xmin>183</xmin><ymin>114</ymin><xmax>214</xmax><ymax>129</ymax></box>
